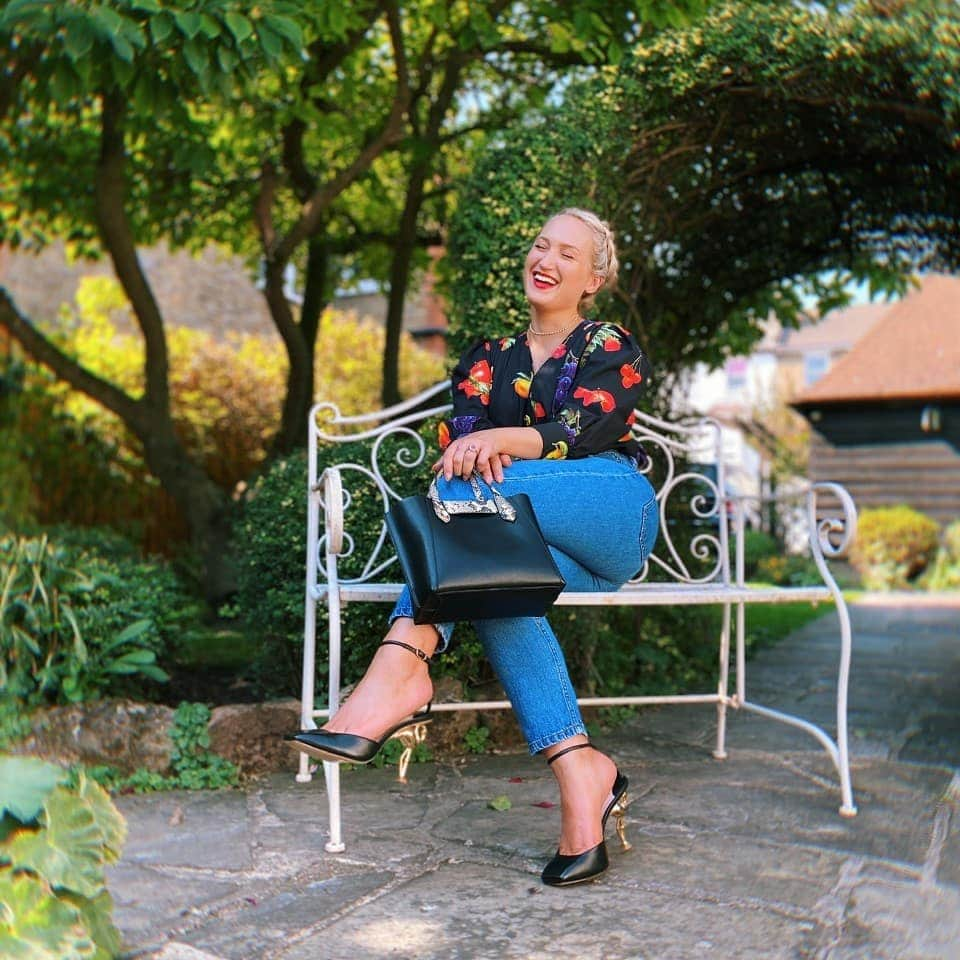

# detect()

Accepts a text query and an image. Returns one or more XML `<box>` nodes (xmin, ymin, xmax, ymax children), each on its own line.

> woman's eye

<box><xmin>562</xmin><ymin>253</ymin><xmax>575</xmax><ymax>260</ymax></box>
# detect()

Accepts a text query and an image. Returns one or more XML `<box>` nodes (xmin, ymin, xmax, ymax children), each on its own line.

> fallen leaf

<box><xmin>508</xmin><ymin>777</ymin><xmax>524</xmax><ymax>783</ymax></box>
<box><xmin>488</xmin><ymin>795</ymin><xmax>512</xmax><ymax>811</ymax></box>
<box><xmin>531</xmin><ymin>801</ymin><xmax>556</xmax><ymax>809</ymax></box>
<box><xmin>168</xmin><ymin>804</ymin><xmax>184</xmax><ymax>826</ymax></box>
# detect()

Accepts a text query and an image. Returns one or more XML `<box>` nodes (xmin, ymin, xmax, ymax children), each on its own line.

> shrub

<box><xmin>755</xmin><ymin>554</ymin><xmax>822</xmax><ymax>588</ymax></box>
<box><xmin>0</xmin><ymin>755</ymin><xmax>126</xmax><ymax>959</ymax></box>
<box><xmin>850</xmin><ymin>505</ymin><xmax>940</xmax><ymax>590</ymax></box>
<box><xmin>943</xmin><ymin>519</ymin><xmax>960</xmax><ymax>564</ymax></box>
<box><xmin>232</xmin><ymin>427</ymin><xmax>439</xmax><ymax>698</ymax></box>
<box><xmin>0</xmin><ymin>528</ymin><xmax>201</xmax><ymax>730</ymax></box>
<box><xmin>732</xmin><ymin>530</ymin><xmax>780</xmax><ymax>580</ymax></box>
<box><xmin>919</xmin><ymin>518</ymin><xmax>960</xmax><ymax>591</ymax></box>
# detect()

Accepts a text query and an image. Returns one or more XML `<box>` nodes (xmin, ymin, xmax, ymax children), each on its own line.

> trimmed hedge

<box><xmin>851</xmin><ymin>505</ymin><xmax>940</xmax><ymax>590</ymax></box>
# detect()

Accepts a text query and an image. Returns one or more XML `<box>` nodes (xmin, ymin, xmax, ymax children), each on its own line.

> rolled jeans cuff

<box><xmin>388</xmin><ymin>586</ymin><xmax>454</xmax><ymax>651</ymax></box>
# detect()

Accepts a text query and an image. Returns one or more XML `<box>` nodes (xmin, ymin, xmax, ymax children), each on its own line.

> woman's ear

<box><xmin>584</xmin><ymin>274</ymin><xmax>603</xmax><ymax>296</ymax></box>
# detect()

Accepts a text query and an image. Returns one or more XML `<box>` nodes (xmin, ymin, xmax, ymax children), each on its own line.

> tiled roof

<box><xmin>769</xmin><ymin>301</ymin><xmax>890</xmax><ymax>355</ymax></box>
<box><xmin>794</xmin><ymin>274</ymin><xmax>960</xmax><ymax>404</ymax></box>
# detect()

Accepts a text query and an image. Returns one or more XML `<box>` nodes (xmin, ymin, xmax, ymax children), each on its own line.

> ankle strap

<box><xmin>381</xmin><ymin>639</ymin><xmax>434</xmax><ymax>665</ymax></box>
<box><xmin>546</xmin><ymin>741</ymin><xmax>592</xmax><ymax>765</ymax></box>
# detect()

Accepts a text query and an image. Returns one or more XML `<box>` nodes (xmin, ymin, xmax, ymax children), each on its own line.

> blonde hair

<box><xmin>557</xmin><ymin>207</ymin><xmax>619</xmax><ymax>311</ymax></box>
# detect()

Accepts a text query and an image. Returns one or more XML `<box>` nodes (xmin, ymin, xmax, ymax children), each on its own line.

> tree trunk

<box><xmin>139</xmin><ymin>423</ymin><xmax>236</xmax><ymax>603</ymax></box>
<box><xmin>382</xmin><ymin>165</ymin><xmax>428</xmax><ymax>407</ymax></box>
<box><xmin>265</xmin><ymin>260</ymin><xmax>312</xmax><ymax>455</ymax></box>
<box><xmin>0</xmin><ymin>288</ymin><xmax>235</xmax><ymax>604</ymax></box>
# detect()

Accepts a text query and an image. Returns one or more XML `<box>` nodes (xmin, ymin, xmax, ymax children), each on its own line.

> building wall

<box><xmin>809</xmin><ymin>427</ymin><xmax>960</xmax><ymax>525</ymax></box>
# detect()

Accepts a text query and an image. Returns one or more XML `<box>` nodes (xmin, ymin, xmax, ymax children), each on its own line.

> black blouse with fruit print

<box><xmin>439</xmin><ymin>319</ymin><xmax>652</xmax><ymax>465</ymax></box>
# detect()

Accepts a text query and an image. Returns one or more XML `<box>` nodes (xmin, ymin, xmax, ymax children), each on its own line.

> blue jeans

<box><xmin>389</xmin><ymin>452</ymin><xmax>659</xmax><ymax>754</ymax></box>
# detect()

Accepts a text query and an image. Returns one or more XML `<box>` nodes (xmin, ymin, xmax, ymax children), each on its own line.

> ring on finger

<box><xmin>467</xmin><ymin>444</ymin><xmax>478</xmax><ymax>452</ymax></box>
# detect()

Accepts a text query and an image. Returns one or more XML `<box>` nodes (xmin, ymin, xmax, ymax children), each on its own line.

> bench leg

<box><xmin>713</xmin><ymin>603</ymin><xmax>732</xmax><ymax>759</ymax></box>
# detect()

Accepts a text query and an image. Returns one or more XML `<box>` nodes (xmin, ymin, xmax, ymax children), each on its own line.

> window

<box><xmin>803</xmin><ymin>351</ymin><xmax>829</xmax><ymax>385</ymax></box>
<box><xmin>725</xmin><ymin>357</ymin><xmax>748</xmax><ymax>390</ymax></box>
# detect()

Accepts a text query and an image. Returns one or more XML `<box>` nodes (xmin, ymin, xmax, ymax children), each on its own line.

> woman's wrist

<box><xmin>482</xmin><ymin>427</ymin><xmax>544</xmax><ymax>460</ymax></box>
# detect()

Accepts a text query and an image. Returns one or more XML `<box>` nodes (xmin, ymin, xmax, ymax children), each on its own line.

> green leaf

<box><xmin>174</xmin><ymin>10</ymin><xmax>202</xmax><ymax>39</ymax></box>
<box><xmin>111</xmin><ymin>648</ymin><xmax>157</xmax><ymax>666</ymax></box>
<box><xmin>60</xmin><ymin>889</ymin><xmax>122</xmax><ymax>960</ymax></box>
<box><xmin>182</xmin><ymin>38</ymin><xmax>208</xmax><ymax>78</ymax></box>
<box><xmin>135</xmin><ymin>663</ymin><xmax>171</xmax><ymax>682</ymax></box>
<box><xmin>217</xmin><ymin>44</ymin><xmax>239</xmax><ymax>73</ymax></box>
<box><xmin>109</xmin><ymin>32</ymin><xmax>135</xmax><ymax>63</ymax></box>
<box><xmin>0</xmin><ymin>869</ymin><xmax>94</xmax><ymax>960</ymax></box>
<box><xmin>90</xmin><ymin>4</ymin><xmax>124</xmax><ymax>38</ymax></box>
<box><xmin>48</xmin><ymin>61</ymin><xmax>79</xmax><ymax>104</ymax></box>
<box><xmin>0</xmin><ymin>757</ymin><xmax>67</xmax><ymax>823</ymax></box>
<box><xmin>198</xmin><ymin>13</ymin><xmax>221</xmax><ymax>40</ymax></box>
<box><xmin>262</xmin><ymin>15</ymin><xmax>302</xmax><ymax>50</ymax></box>
<box><xmin>112</xmin><ymin>618</ymin><xmax>151</xmax><ymax>644</ymax></box>
<box><xmin>5</xmin><ymin>784</ymin><xmax>111</xmax><ymax>898</ymax></box>
<box><xmin>487</xmin><ymin>794</ymin><xmax>512</xmax><ymax>811</ymax></box>
<box><xmin>224</xmin><ymin>11</ymin><xmax>253</xmax><ymax>45</ymax></box>
<box><xmin>75</xmin><ymin>775</ymin><xmax>126</xmax><ymax>863</ymax></box>
<box><xmin>63</xmin><ymin>18</ymin><xmax>95</xmax><ymax>61</ymax></box>
<box><xmin>258</xmin><ymin>22</ymin><xmax>283</xmax><ymax>60</ymax></box>
<box><xmin>149</xmin><ymin>11</ymin><xmax>174</xmax><ymax>44</ymax></box>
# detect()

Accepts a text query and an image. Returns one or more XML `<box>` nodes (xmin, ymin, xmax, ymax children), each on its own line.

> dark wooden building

<box><xmin>793</xmin><ymin>274</ymin><xmax>960</xmax><ymax>526</ymax></box>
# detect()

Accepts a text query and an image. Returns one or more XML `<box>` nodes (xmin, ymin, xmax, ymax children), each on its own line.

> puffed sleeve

<box><xmin>530</xmin><ymin>324</ymin><xmax>651</xmax><ymax>459</ymax></box>
<box><xmin>438</xmin><ymin>339</ymin><xmax>497</xmax><ymax>450</ymax></box>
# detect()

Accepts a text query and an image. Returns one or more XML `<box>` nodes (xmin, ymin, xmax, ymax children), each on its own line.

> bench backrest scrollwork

<box><xmin>308</xmin><ymin>381</ymin><xmax>740</xmax><ymax>590</ymax></box>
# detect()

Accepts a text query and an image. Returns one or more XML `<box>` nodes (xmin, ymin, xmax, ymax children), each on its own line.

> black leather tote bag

<box><xmin>386</xmin><ymin>474</ymin><xmax>565</xmax><ymax>624</ymax></box>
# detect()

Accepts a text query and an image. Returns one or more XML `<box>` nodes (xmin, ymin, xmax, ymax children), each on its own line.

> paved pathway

<box><xmin>112</xmin><ymin>599</ymin><xmax>960</xmax><ymax>960</ymax></box>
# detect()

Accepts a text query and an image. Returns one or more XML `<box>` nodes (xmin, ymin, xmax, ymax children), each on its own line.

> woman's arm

<box><xmin>436</xmin><ymin>426</ymin><xmax>543</xmax><ymax>483</ymax></box>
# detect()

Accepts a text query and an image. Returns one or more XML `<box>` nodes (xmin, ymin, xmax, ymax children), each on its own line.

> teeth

<box><xmin>533</xmin><ymin>271</ymin><xmax>558</xmax><ymax>285</ymax></box>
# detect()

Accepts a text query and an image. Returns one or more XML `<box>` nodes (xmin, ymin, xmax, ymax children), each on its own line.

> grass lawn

<box><xmin>738</xmin><ymin>599</ymin><xmax>833</xmax><ymax>656</ymax></box>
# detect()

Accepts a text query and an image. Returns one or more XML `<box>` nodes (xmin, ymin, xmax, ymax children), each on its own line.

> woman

<box><xmin>290</xmin><ymin>208</ymin><xmax>659</xmax><ymax>886</ymax></box>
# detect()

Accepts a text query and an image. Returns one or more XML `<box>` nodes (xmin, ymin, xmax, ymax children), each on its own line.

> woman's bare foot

<box><xmin>321</xmin><ymin>619</ymin><xmax>437</xmax><ymax>741</ymax></box>
<box><xmin>546</xmin><ymin>740</ymin><xmax>619</xmax><ymax>855</ymax></box>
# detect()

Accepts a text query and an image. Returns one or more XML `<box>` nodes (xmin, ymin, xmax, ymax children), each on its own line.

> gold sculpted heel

<box><xmin>395</xmin><ymin>720</ymin><xmax>430</xmax><ymax>783</ymax></box>
<box><xmin>611</xmin><ymin>792</ymin><xmax>632</xmax><ymax>851</ymax></box>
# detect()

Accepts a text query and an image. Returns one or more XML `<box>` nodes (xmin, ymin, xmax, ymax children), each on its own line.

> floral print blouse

<box><xmin>439</xmin><ymin>319</ymin><xmax>652</xmax><ymax>464</ymax></box>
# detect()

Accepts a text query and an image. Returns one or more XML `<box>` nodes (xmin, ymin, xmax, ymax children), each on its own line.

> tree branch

<box><xmin>255</xmin><ymin>158</ymin><xmax>278</xmax><ymax>250</ymax></box>
<box><xmin>271</xmin><ymin>0</ymin><xmax>410</xmax><ymax>264</ymax></box>
<box><xmin>489</xmin><ymin>40</ymin><xmax>593</xmax><ymax>66</ymax></box>
<box><xmin>93</xmin><ymin>90</ymin><xmax>170</xmax><ymax>411</ymax></box>
<box><xmin>0</xmin><ymin>288</ymin><xmax>146</xmax><ymax>431</ymax></box>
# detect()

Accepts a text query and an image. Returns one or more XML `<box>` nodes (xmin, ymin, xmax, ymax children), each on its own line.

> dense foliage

<box><xmin>0</xmin><ymin>755</ymin><xmax>126</xmax><ymax>960</ymax></box>
<box><xmin>923</xmin><ymin>519</ymin><xmax>960</xmax><ymax>590</ymax></box>
<box><xmin>446</xmin><ymin>0</ymin><xmax>960</xmax><ymax>403</ymax></box>
<box><xmin>0</xmin><ymin>528</ymin><xmax>201</xmax><ymax>746</ymax></box>
<box><xmin>1</xmin><ymin>280</ymin><xmax>443</xmax><ymax>554</ymax></box>
<box><xmin>851</xmin><ymin>505</ymin><xmax>942</xmax><ymax>590</ymax></box>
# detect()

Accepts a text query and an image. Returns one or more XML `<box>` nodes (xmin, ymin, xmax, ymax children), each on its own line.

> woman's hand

<box><xmin>433</xmin><ymin>430</ymin><xmax>513</xmax><ymax>484</ymax></box>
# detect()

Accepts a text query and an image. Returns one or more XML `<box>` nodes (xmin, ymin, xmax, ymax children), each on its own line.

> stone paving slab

<box><xmin>280</xmin><ymin>860</ymin><xmax>821</xmax><ymax>960</ymax></box>
<box><xmin>114</xmin><ymin>601</ymin><xmax>960</xmax><ymax>960</ymax></box>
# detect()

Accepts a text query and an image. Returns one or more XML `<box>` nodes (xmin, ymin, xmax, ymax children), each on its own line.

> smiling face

<box><xmin>523</xmin><ymin>214</ymin><xmax>603</xmax><ymax>320</ymax></box>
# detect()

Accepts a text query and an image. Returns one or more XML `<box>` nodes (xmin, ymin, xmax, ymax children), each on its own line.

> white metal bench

<box><xmin>297</xmin><ymin>381</ymin><xmax>859</xmax><ymax>852</ymax></box>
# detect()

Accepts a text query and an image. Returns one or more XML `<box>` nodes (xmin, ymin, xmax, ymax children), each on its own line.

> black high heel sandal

<box><xmin>540</xmin><ymin>742</ymin><xmax>631</xmax><ymax>887</ymax></box>
<box><xmin>286</xmin><ymin>640</ymin><xmax>433</xmax><ymax>778</ymax></box>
